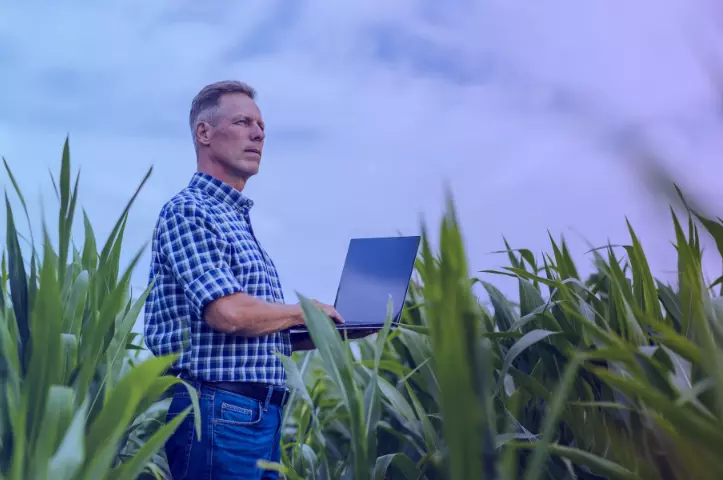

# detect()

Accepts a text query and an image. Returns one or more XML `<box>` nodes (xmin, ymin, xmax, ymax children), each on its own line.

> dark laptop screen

<box><xmin>333</xmin><ymin>236</ymin><xmax>420</xmax><ymax>327</ymax></box>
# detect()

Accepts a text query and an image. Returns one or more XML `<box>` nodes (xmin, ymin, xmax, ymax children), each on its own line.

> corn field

<box><xmin>3</xmin><ymin>139</ymin><xmax>723</xmax><ymax>479</ymax></box>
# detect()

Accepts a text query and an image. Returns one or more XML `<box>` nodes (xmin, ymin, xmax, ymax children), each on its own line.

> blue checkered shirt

<box><xmin>143</xmin><ymin>172</ymin><xmax>292</xmax><ymax>385</ymax></box>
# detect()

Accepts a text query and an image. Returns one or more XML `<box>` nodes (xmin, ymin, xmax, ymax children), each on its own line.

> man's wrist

<box><xmin>283</xmin><ymin>303</ymin><xmax>305</xmax><ymax>328</ymax></box>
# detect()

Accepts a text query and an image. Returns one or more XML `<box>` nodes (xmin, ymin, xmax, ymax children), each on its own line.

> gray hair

<box><xmin>189</xmin><ymin>80</ymin><xmax>257</xmax><ymax>148</ymax></box>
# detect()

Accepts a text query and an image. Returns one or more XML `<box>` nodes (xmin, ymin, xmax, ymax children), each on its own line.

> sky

<box><xmin>2</xmin><ymin>0</ymin><xmax>723</xmax><ymax>334</ymax></box>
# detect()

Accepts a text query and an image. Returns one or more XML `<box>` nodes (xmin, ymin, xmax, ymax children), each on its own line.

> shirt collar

<box><xmin>189</xmin><ymin>172</ymin><xmax>254</xmax><ymax>211</ymax></box>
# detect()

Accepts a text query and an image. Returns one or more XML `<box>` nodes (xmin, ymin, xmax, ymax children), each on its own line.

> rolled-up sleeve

<box><xmin>157</xmin><ymin>203</ymin><xmax>244</xmax><ymax>320</ymax></box>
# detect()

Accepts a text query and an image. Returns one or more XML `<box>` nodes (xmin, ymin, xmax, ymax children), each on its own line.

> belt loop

<box><xmin>263</xmin><ymin>386</ymin><xmax>273</xmax><ymax>412</ymax></box>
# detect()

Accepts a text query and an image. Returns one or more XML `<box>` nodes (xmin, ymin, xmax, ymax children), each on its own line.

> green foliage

<box><xmin>0</xmin><ymin>138</ymin><xmax>201</xmax><ymax>480</ymax></box>
<box><xmin>6</xmin><ymin>137</ymin><xmax>723</xmax><ymax>480</ymax></box>
<box><xmin>274</xmin><ymin>187</ymin><xmax>723</xmax><ymax>480</ymax></box>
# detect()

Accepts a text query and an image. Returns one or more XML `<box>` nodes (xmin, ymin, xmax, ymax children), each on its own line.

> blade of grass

<box><xmin>5</xmin><ymin>194</ymin><xmax>29</xmax><ymax>376</ymax></box>
<box><xmin>523</xmin><ymin>355</ymin><xmax>582</xmax><ymax>480</ymax></box>
<box><xmin>510</xmin><ymin>442</ymin><xmax>643</xmax><ymax>480</ymax></box>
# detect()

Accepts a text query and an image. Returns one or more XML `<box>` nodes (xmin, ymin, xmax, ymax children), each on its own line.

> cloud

<box><xmin>2</xmin><ymin>0</ymin><xmax>723</xmax><ymax>324</ymax></box>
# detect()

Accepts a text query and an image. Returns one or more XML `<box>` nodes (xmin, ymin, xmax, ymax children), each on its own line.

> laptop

<box><xmin>289</xmin><ymin>235</ymin><xmax>421</xmax><ymax>334</ymax></box>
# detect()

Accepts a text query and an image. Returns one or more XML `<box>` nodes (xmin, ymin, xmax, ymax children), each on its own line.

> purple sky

<box><xmin>1</xmin><ymin>0</ymin><xmax>723</xmax><ymax>333</ymax></box>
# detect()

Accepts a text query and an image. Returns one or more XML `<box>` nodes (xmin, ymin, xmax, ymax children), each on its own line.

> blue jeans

<box><xmin>164</xmin><ymin>380</ymin><xmax>284</xmax><ymax>479</ymax></box>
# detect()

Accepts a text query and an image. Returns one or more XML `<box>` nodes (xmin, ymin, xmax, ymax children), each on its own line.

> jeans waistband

<box><xmin>175</xmin><ymin>374</ymin><xmax>290</xmax><ymax>408</ymax></box>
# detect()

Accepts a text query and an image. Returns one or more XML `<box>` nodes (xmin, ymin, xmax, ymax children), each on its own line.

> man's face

<box><xmin>201</xmin><ymin>92</ymin><xmax>265</xmax><ymax>180</ymax></box>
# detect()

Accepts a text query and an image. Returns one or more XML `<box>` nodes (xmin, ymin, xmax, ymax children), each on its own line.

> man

<box><xmin>143</xmin><ymin>80</ymin><xmax>372</xmax><ymax>479</ymax></box>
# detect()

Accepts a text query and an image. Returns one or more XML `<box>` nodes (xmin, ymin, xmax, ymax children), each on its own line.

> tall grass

<box><xmin>273</xmin><ymin>189</ymin><xmax>723</xmax><ymax>479</ymax></box>
<box><xmin>5</xmin><ymin>138</ymin><xmax>723</xmax><ymax>479</ymax></box>
<box><xmin>0</xmin><ymin>138</ymin><xmax>200</xmax><ymax>480</ymax></box>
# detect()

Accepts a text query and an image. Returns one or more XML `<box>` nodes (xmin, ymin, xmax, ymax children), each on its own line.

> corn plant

<box><xmin>487</xmin><ymin>198</ymin><xmax>723</xmax><ymax>480</ymax></box>
<box><xmin>272</xmin><ymin>187</ymin><xmax>723</xmax><ymax>480</ymax></box>
<box><xmin>8</xmin><ymin>137</ymin><xmax>723</xmax><ymax>480</ymax></box>
<box><xmin>0</xmin><ymin>138</ymin><xmax>200</xmax><ymax>480</ymax></box>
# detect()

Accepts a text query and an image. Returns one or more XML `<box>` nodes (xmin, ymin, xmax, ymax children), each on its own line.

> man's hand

<box><xmin>312</xmin><ymin>300</ymin><xmax>345</xmax><ymax>325</ymax></box>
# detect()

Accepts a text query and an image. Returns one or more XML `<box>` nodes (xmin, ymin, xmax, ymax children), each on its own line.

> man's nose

<box><xmin>251</xmin><ymin>123</ymin><xmax>264</xmax><ymax>141</ymax></box>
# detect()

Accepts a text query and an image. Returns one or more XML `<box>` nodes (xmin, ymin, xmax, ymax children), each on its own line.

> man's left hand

<box><xmin>311</xmin><ymin>300</ymin><xmax>345</xmax><ymax>325</ymax></box>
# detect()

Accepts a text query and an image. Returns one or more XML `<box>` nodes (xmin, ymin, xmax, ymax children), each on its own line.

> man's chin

<box><xmin>244</xmin><ymin>162</ymin><xmax>260</xmax><ymax>176</ymax></box>
<box><xmin>232</xmin><ymin>159</ymin><xmax>260</xmax><ymax>177</ymax></box>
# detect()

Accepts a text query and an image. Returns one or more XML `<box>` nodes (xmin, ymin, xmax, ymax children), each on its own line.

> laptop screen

<box><xmin>332</xmin><ymin>236</ymin><xmax>420</xmax><ymax>327</ymax></box>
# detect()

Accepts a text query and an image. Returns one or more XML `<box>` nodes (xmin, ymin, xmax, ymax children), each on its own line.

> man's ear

<box><xmin>195</xmin><ymin>121</ymin><xmax>212</xmax><ymax>147</ymax></box>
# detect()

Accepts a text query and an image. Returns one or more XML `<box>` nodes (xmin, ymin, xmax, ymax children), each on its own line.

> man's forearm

<box><xmin>204</xmin><ymin>292</ymin><xmax>304</xmax><ymax>336</ymax></box>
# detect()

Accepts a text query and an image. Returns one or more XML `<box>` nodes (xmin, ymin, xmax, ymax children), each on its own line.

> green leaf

<box><xmin>481</xmin><ymin>281</ymin><xmax>519</xmax><ymax>331</ymax></box>
<box><xmin>373</xmin><ymin>453</ymin><xmax>425</xmax><ymax>480</ymax></box>
<box><xmin>97</xmin><ymin>166</ymin><xmax>152</xmax><ymax>273</ymax></box>
<box><xmin>276</xmin><ymin>354</ymin><xmax>315</xmax><ymax>413</ymax></box>
<box><xmin>5</xmin><ymin>193</ymin><xmax>29</xmax><ymax>376</ymax></box>
<box><xmin>24</xmin><ymin>228</ymin><xmax>65</xmax><ymax>454</ymax></box>
<box><xmin>81</xmin><ymin>354</ymin><xmax>179</xmax><ymax>479</ymax></box>
<box><xmin>497</xmin><ymin>329</ymin><xmax>560</xmax><ymax>393</ymax></box>
<box><xmin>81</xmin><ymin>210</ymin><xmax>98</xmax><ymax>273</ymax></box>
<box><xmin>419</xmin><ymin>190</ymin><xmax>487</xmax><ymax>480</ymax></box>
<box><xmin>30</xmin><ymin>386</ymin><xmax>75</xmax><ymax>479</ymax></box>
<box><xmin>105</xmin><ymin>280</ymin><xmax>154</xmax><ymax>388</ymax></box>
<box><xmin>48</xmin><ymin>396</ymin><xmax>89</xmax><ymax>480</ymax></box>
<box><xmin>3</xmin><ymin>157</ymin><xmax>35</xmax><ymax>248</ymax></box>
<box><xmin>518</xmin><ymin>277</ymin><xmax>546</xmax><ymax>319</ymax></box>
<box><xmin>509</xmin><ymin>442</ymin><xmax>643</xmax><ymax>480</ymax></box>
<box><xmin>658</xmin><ymin>282</ymin><xmax>683</xmax><ymax>331</ymax></box>
<box><xmin>108</xmin><ymin>405</ymin><xmax>191</xmax><ymax>480</ymax></box>
<box><xmin>523</xmin><ymin>355</ymin><xmax>583</xmax><ymax>480</ymax></box>
<box><xmin>62</xmin><ymin>270</ymin><xmax>89</xmax><ymax>336</ymax></box>
<box><xmin>624</xmin><ymin>219</ymin><xmax>664</xmax><ymax>325</ymax></box>
<box><xmin>60</xmin><ymin>333</ymin><xmax>78</xmax><ymax>382</ymax></box>
<box><xmin>256</xmin><ymin>460</ymin><xmax>305</xmax><ymax>480</ymax></box>
<box><xmin>591</xmin><ymin>366</ymin><xmax>723</xmax><ymax>448</ymax></box>
<box><xmin>297</xmin><ymin>293</ymin><xmax>370</xmax><ymax>478</ymax></box>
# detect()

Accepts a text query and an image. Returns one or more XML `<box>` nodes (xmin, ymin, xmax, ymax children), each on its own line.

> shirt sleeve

<box><xmin>156</xmin><ymin>202</ymin><xmax>244</xmax><ymax>320</ymax></box>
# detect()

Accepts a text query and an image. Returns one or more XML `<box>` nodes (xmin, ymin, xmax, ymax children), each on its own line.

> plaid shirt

<box><xmin>143</xmin><ymin>172</ymin><xmax>292</xmax><ymax>385</ymax></box>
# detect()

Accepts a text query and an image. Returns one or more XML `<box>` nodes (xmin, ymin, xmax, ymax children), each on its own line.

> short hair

<box><xmin>189</xmin><ymin>80</ymin><xmax>257</xmax><ymax>146</ymax></box>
